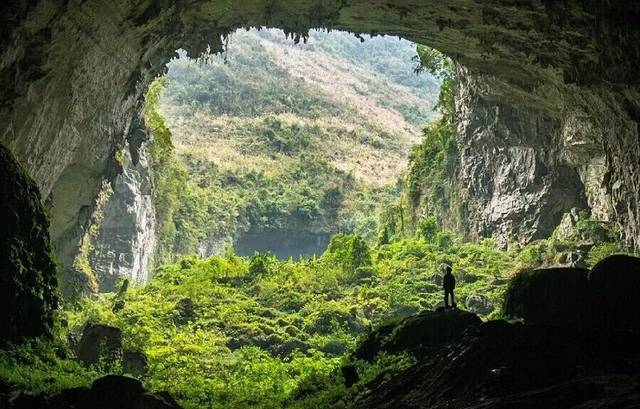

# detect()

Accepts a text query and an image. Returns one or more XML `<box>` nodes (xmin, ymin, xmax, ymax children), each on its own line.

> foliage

<box><xmin>2</xmin><ymin>223</ymin><xmax>628</xmax><ymax>408</ymax></box>
<box><xmin>586</xmin><ymin>242</ymin><xmax>623</xmax><ymax>268</ymax></box>
<box><xmin>0</xmin><ymin>338</ymin><xmax>99</xmax><ymax>395</ymax></box>
<box><xmin>147</xmin><ymin>28</ymin><xmax>444</xmax><ymax>261</ymax></box>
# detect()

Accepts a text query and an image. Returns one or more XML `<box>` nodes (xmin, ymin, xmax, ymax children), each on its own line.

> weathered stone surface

<box><xmin>122</xmin><ymin>349</ymin><xmax>149</xmax><ymax>377</ymax></box>
<box><xmin>76</xmin><ymin>323</ymin><xmax>123</xmax><ymax>366</ymax></box>
<box><xmin>0</xmin><ymin>144</ymin><xmax>58</xmax><ymax>343</ymax></box>
<box><xmin>453</xmin><ymin>68</ymin><xmax>589</xmax><ymax>246</ymax></box>
<box><xmin>1</xmin><ymin>0</ymin><xmax>639</xmax><ymax>295</ymax></box>
<box><xmin>89</xmin><ymin>142</ymin><xmax>156</xmax><ymax>291</ymax></box>
<box><xmin>465</xmin><ymin>294</ymin><xmax>493</xmax><ymax>316</ymax></box>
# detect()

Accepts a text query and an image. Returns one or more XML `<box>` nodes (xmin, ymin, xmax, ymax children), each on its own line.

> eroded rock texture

<box><xmin>0</xmin><ymin>144</ymin><xmax>57</xmax><ymax>342</ymax></box>
<box><xmin>89</xmin><ymin>142</ymin><xmax>156</xmax><ymax>291</ymax></box>
<box><xmin>1</xmin><ymin>1</ymin><xmax>639</xmax><ymax>291</ymax></box>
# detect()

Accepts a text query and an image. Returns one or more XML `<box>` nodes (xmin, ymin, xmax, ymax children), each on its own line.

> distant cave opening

<box><xmin>130</xmin><ymin>28</ymin><xmax>442</xmax><ymax>263</ymax></box>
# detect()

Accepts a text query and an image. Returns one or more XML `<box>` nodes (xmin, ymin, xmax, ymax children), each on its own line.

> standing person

<box><xmin>443</xmin><ymin>265</ymin><xmax>456</xmax><ymax>308</ymax></box>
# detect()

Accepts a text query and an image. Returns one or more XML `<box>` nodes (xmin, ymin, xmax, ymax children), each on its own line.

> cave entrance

<box><xmin>138</xmin><ymin>28</ymin><xmax>442</xmax><ymax>262</ymax></box>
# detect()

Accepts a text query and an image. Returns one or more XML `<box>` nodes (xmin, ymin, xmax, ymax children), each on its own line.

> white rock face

<box><xmin>89</xmin><ymin>143</ymin><xmax>156</xmax><ymax>291</ymax></box>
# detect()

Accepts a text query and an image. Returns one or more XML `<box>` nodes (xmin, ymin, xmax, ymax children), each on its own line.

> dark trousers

<box><xmin>444</xmin><ymin>289</ymin><xmax>455</xmax><ymax>307</ymax></box>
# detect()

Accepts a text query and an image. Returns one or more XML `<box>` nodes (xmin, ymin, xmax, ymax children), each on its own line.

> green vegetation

<box><xmin>0</xmin><ymin>30</ymin><xmax>630</xmax><ymax>409</ymax></box>
<box><xmin>152</xmin><ymin>29</ymin><xmax>439</xmax><ymax>261</ymax></box>
<box><xmin>2</xmin><ymin>219</ymin><xmax>624</xmax><ymax>408</ymax></box>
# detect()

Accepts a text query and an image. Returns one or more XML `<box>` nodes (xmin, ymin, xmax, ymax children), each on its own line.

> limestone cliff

<box><xmin>413</xmin><ymin>66</ymin><xmax>636</xmax><ymax>249</ymax></box>
<box><xmin>88</xmin><ymin>142</ymin><xmax>156</xmax><ymax>292</ymax></box>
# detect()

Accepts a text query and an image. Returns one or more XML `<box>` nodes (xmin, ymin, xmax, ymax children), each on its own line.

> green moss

<box><xmin>0</xmin><ymin>143</ymin><xmax>58</xmax><ymax>342</ymax></box>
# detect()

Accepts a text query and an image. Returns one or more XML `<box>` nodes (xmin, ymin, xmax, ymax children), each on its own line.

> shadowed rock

<box><xmin>503</xmin><ymin>267</ymin><xmax>589</xmax><ymax>328</ymax></box>
<box><xmin>0</xmin><ymin>144</ymin><xmax>58</xmax><ymax>343</ymax></box>
<box><xmin>3</xmin><ymin>375</ymin><xmax>182</xmax><ymax>409</ymax></box>
<box><xmin>352</xmin><ymin>309</ymin><xmax>481</xmax><ymax>362</ymax></box>
<box><xmin>504</xmin><ymin>255</ymin><xmax>640</xmax><ymax>331</ymax></box>
<box><xmin>588</xmin><ymin>254</ymin><xmax>640</xmax><ymax>331</ymax></box>
<box><xmin>76</xmin><ymin>323</ymin><xmax>123</xmax><ymax>366</ymax></box>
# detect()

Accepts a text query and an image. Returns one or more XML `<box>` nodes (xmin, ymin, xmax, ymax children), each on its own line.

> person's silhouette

<box><xmin>443</xmin><ymin>266</ymin><xmax>456</xmax><ymax>308</ymax></box>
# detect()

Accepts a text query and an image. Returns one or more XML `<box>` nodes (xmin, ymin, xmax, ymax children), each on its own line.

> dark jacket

<box><xmin>443</xmin><ymin>272</ymin><xmax>456</xmax><ymax>290</ymax></box>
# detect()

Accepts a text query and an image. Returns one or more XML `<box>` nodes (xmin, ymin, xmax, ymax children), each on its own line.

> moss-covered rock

<box><xmin>0</xmin><ymin>144</ymin><xmax>58</xmax><ymax>343</ymax></box>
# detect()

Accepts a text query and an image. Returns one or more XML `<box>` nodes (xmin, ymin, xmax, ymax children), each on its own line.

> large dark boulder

<box><xmin>465</xmin><ymin>294</ymin><xmax>494</xmax><ymax>316</ymax></box>
<box><xmin>5</xmin><ymin>376</ymin><xmax>182</xmax><ymax>409</ymax></box>
<box><xmin>122</xmin><ymin>349</ymin><xmax>149</xmax><ymax>376</ymax></box>
<box><xmin>504</xmin><ymin>256</ymin><xmax>640</xmax><ymax>331</ymax></box>
<box><xmin>76</xmin><ymin>323</ymin><xmax>123</xmax><ymax>365</ymax></box>
<box><xmin>503</xmin><ymin>268</ymin><xmax>589</xmax><ymax>328</ymax></box>
<box><xmin>91</xmin><ymin>375</ymin><xmax>144</xmax><ymax>409</ymax></box>
<box><xmin>353</xmin><ymin>309</ymin><xmax>481</xmax><ymax>361</ymax></box>
<box><xmin>588</xmin><ymin>254</ymin><xmax>640</xmax><ymax>331</ymax></box>
<box><xmin>0</xmin><ymin>144</ymin><xmax>58</xmax><ymax>343</ymax></box>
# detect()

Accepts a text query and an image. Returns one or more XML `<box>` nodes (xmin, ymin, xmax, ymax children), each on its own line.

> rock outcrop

<box><xmin>76</xmin><ymin>323</ymin><xmax>123</xmax><ymax>366</ymax></box>
<box><xmin>352</xmin><ymin>309</ymin><xmax>481</xmax><ymax>362</ymax></box>
<box><xmin>503</xmin><ymin>255</ymin><xmax>640</xmax><ymax>331</ymax></box>
<box><xmin>89</xmin><ymin>142</ymin><xmax>156</xmax><ymax>291</ymax></box>
<box><xmin>2</xmin><ymin>375</ymin><xmax>181</xmax><ymax>409</ymax></box>
<box><xmin>453</xmin><ymin>69</ymin><xmax>589</xmax><ymax>246</ymax></box>
<box><xmin>348</xmin><ymin>320</ymin><xmax>640</xmax><ymax>409</ymax></box>
<box><xmin>0</xmin><ymin>144</ymin><xmax>58</xmax><ymax>343</ymax></box>
<box><xmin>338</xmin><ymin>255</ymin><xmax>640</xmax><ymax>409</ymax></box>
<box><xmin>1</xmin><ymin>1</ymin><xmax>639</xmax><ymax>293</ymax></box>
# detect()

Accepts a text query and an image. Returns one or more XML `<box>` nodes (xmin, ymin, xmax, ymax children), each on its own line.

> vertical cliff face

<box><xmin>0</xmin><ymin>144</ymin><xmax>58</xmax><ymax>342</ymax></box>
<box><xmin>453</xmin><ymin>69</ymin><xmax>588</xmax><ymax>246</ymax></box>
<box><xmin>88</xmin><ymin>143</ymin><xmax>156</xmax><ymax>292</ymax></box>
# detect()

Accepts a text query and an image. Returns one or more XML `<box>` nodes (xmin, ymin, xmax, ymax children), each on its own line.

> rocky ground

<box><xmin>339</xmin><ymin>255</ymin><xmax>640</xmax><ymax>409</ymax></box>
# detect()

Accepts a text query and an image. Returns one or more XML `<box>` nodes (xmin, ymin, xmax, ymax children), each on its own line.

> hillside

<box><xmin>156</xmin><ymin>29</ymin><xmax>440</xmax><ymax>259</ymax></box>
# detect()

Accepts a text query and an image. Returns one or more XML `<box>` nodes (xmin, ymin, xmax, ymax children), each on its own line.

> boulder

<box><xmin>341</xmin><ymin>365</ymin><xmax>359</xmax><ymax>388</ymax></box>
<box><xmin>76</xmin><ymin>323</ymin><xmax>123</xmax><ymax>366</ymax></box>
<box><xmin>173</xmin><ymin>298</ymin><xmax>195</xmax><ymax>325</ymax></box>
<box><xmin>134</xmin><ymin>392</ymin><xmax>182</xmax><ymax>409</ymax></box>
<box><xmin>122</xmin><ymin>349</ymin><xmax>148</xmax><ymax>376</ymax></box>
<box><xmin>503</xmin><ymin>267</ymin><xmax>589</xmax><ymax>328</ymax></box>
<box><xmin>8</xmin><ymin>377</ymin><xmax>182</xmax><ymax>409</ymax></box>
<box><xmin>352</xmin><ymin>309</ymin><xmax>481</xmax><ymax>361</ymax></box>
<box><xmin>588</xmin><ymin>254</ymin><xmax>640</xmax><ymax>331</ymax></box>
<box><xmin>504</xmin><ymin>256</ymin><xmax>640</xmax><ymax>331</ymax></box>
<box><xmin>465</xmin><ymin>294</ymin><xmax>494</xmax><ymax>315</ymax></box>
<box><xmin>91</xmin><ymin>375</ymin><xmax>144</xmax><ymax>409</ymax></box>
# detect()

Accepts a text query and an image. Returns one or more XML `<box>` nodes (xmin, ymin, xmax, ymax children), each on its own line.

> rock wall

<box><xmin>453</xmin><ymin>69</ymin><xmax>588</xmax><ymax>246</ymax></box>
<box><xmin>0</xmin><ymin>144</ymin><xmax>58</xmax><ymax>342</ymax></box>
<box><xmin>89</xmin><ymin>142</ymin><xmax>156</xmax><ymax>292</ymax></box>
<box><xmin>450</xmin><ymin>67</ymin><xmax>639</xmax><ymax>249</ymax></box>
<box><xmin>1</xmin><ymin>1</ymin><xmax>639</xmax><ymax>293</ymax></box>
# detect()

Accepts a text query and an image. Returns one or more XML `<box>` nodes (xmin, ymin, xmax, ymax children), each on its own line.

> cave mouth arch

<box><xmin>1</xmin><ymin>1</ymin><xmax>639</xmax><ymax>295</ymax></box>
<box><xmin>120</xmin><ymin>27</ymin><xmax>441</xmax><ymax>267</ymax></box>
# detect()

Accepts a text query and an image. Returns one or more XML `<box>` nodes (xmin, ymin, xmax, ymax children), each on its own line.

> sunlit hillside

<box><xmin>157</xmin><ymin>29</ymin><xmax>441</xmax><ymax>258</ymax></box>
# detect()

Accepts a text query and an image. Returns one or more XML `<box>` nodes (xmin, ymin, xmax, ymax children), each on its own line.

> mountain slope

<box><xmin>157</xmin><ymin>29</ymin><xmax>440</xmax><ymax>258</ymax></box>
